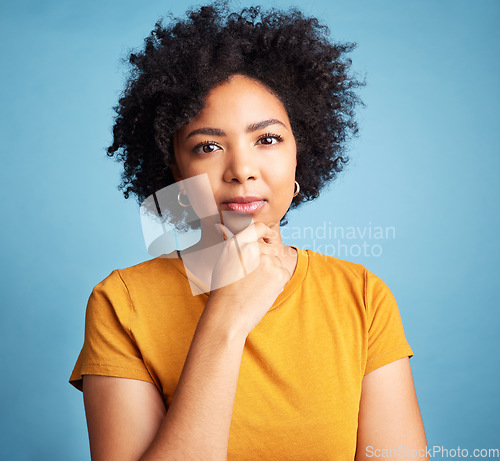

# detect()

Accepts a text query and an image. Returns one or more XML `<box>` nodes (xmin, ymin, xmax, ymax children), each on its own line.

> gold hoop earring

<box><xmin>177</xmin><ymin>190</ymin><xmax>191</xmax><ymax>207</ymax></box>
<box><xmin>293</xmin><ymin>180</ymin><xmax>300</xmax><ymax>198</ymax></box>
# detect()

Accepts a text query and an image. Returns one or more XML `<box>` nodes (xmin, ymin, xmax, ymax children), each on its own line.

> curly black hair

<box><xmin>107</xmin><ymin>2</ymin><xmax>364</xmax><ymax>226</ymax></box>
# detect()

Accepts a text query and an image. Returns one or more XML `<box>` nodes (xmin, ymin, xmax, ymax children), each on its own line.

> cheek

<box><xmin>270</xmin><ymin>164</ymin><xmax>296</xmax><ymax>197</ymax></box>
<box><xmin>182</xmin><ymin>171</ymin><xmax>220</xmax><ymax>218</ymax></box>
<box><xmin>176</xmin><ymin>156</ymin><xmax>209</xmax><ymax>180</ymax></box>
<box><xmin>279</xmin><ymin>147</ymin><xmax>297</xmax><ymax>178</ymax></box>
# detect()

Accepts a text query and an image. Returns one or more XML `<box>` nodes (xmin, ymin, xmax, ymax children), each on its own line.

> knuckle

<box><xmin>255</xmin><ymin>222</ymin><xmax>269</xmax><ymax>233</ymax></box>
<box><xmin>260</xmin><ymin>253</ymin><xmax>274</xmax><ymax>267</ymax></box>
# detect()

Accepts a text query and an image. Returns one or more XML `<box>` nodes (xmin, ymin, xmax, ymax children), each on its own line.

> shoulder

<box><xmin>302</xmin><ymin>247</ymin><xmax>367</xmax><ymax>282</ymax></box>
<box><xmin>92</xmin><ymin>251</ymin><xmax>186</xmax><ymax>295</ymax></box>
<box><xmin>300</xmin><ymin>248</ymin><xmax>395</xmax><ymax>304</ymax></box>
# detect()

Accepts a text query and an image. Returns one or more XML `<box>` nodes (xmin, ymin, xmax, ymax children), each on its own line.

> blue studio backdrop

<box><xmin>0</xmin><ymin>0</ymin><xmax>498</xmax><ymax>459</ymax></box>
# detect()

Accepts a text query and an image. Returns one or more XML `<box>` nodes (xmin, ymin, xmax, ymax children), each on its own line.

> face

<box><xmin>172</xmin><ymin>74</ymin><xmax>297</xmax><ymax>233</ymax></box>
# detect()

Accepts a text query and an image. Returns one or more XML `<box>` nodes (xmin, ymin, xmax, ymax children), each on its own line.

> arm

<box><xmin>82</xmin><ymin>223</ymin><xmax>290</xmax><ymax>460</ymax></box>
<box><xmin>83</xmin><ymin>305</ymin><xmax>247</xmax><ymax>461</ymax></box>
<box><xmin>355</xmin><ymin>357</ymin><xmax>428</xmax><ymax>461</ymax></box>
<box><xmin>83</xmin><ymin>376</ymin><xmax>166</xmax><ymax>461</ymax></box>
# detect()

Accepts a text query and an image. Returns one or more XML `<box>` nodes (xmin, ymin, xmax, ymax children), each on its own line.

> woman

<box><xmin>70</xmin><ymin>4</ymin><xmax>428</xmax><ymax>460</ymax></box>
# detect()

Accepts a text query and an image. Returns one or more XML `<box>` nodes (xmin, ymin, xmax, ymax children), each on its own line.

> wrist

<box><xmin>201</xmin><ymin>294</ymin><xmax>251</xmax><ymax>341</ymax></box>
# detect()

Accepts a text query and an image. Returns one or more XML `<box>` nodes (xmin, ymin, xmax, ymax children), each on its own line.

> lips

<box><xmin>222</xmin><ymin>196</ymin><xmax>266</xmax><ymax>214</ymax></box>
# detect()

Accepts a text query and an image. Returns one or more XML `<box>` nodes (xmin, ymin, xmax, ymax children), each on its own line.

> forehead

<box><xmin>180</xmin><ymin>75</ymin><xmax>291</xmax><ymax>132</ymax></box>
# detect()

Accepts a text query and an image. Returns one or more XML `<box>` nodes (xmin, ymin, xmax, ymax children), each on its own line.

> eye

<box><xmin>256</xmin><ymin>133</ymin><xmax>284</xmax><ymax>146</ymax></box>
<box><xmin>193</xmin><ymin>142</ymin><xmax>222</xmax><ymax>154</ymax></box>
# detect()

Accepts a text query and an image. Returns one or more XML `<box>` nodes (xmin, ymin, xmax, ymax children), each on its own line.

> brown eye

<box><xmin>193</xmin><ymin>142</ymin><xmax>222</xmax><ymax>154</ymax></box>
<box><xmin>202</xmin><ymin>144</ymin><xmax>217</xmax><ymax>153</ymax></box>
<box><xmin>256</xmin><ymin>133</ymin><xmax>284</xmax><ymax>146</ymax></box>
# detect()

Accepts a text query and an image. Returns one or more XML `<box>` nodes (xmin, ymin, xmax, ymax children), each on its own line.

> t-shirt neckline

<box><xmin>168</xmin><ymin>246</ymin><xmax>308</xmax><ymax>309</ymax></box>
<box><xmin>268</xmin><ymin>246</ymin><xmax>308</xmax><ymax>311</ymax></box>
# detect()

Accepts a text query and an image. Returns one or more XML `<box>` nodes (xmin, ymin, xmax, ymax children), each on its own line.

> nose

<box><xmin>223</xmin><ymin>144</ymin><xmax>259</xmax><ymax>183</ymax></box>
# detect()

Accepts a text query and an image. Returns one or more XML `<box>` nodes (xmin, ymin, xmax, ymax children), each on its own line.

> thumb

<box><xmin>262</xmin><ymin>226</ymin><xmax>280</xmax><ymax>245</ymax></box>
<box><xmin>214</xmin><ymin>222</ymin><xmax>234</xmax><ymax>241</ymax></box>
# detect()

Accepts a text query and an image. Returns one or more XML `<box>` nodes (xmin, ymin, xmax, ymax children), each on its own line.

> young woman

<box><xmin>70</xmin><ymin>4</ymin><xmax>428</xmax><ymax>460</ymax></box>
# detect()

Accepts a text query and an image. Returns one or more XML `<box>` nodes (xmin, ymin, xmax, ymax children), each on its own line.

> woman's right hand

<box><xmin>207</xmin><ymin>221</ymin><xmax>291</xmax><ymax>337</ymax></box>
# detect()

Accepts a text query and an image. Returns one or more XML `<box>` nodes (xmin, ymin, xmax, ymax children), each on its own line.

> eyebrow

<box><xmin>185</xmin><ymin>118</ymin><xmax>287</xmax><ymax>139</ymax></box>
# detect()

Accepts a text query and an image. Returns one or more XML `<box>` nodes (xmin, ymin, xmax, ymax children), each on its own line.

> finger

<box><xmin>263</xmin><ymin>222</ymin><xmax>282</xmax><ymax>245</ymax></box>
<box><xmin>256</xmin><ymin>222</ymin><xmax>280</xmax><ymax>245</ymax></box>
<box><xmin>234</xmin><ymin>222</ymin><xmax>278</xmax><ymax>245</ymax></box>
<box><xmin>215</xmin><ymin>222</ymin><xmax>234</xmax><ymax>241</ymax></box>
<box><xmin>258</xmin><ymin>241</ymin><xmax>278</xmax><ymax>256</ymax></box>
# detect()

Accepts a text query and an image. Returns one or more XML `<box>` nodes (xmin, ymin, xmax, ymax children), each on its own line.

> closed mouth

<box><xmin>222</xmin><ymin>200</ymin><xmax>266</xmax><ymax>214</ymax></box>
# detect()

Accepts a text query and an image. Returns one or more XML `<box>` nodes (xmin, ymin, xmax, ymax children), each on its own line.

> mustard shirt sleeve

<box><xmin>69</xmin><ymin>269</ymin><xmax>154</xmax><ymax>391</ymax></box>
<box><xmin>363</xmin><ymin>269</ymin><xmax>414</xmax><ymax>375</ymax></box>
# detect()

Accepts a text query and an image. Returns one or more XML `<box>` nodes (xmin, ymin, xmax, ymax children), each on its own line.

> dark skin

<box><xmin>171</xmin><ymin>75</ymin><xmax>298</xmax><ymax>288</ymax></box>
<box><xmin>83</xmin><ymin>75</ymin><xmax>428</xmax><ymax>461</ymax></box>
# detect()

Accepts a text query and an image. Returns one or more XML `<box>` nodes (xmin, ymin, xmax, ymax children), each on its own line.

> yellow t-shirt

<box><xmin>70</xmin><ymin>247</ymin><xmax>413</xmax><ymax>460</ymax></box>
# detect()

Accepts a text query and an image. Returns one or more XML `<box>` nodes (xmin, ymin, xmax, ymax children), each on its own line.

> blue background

<box><xmin>1</xmin><ymin>0</ymin><xmax>498</xmax><ymax>459</ymax></box>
